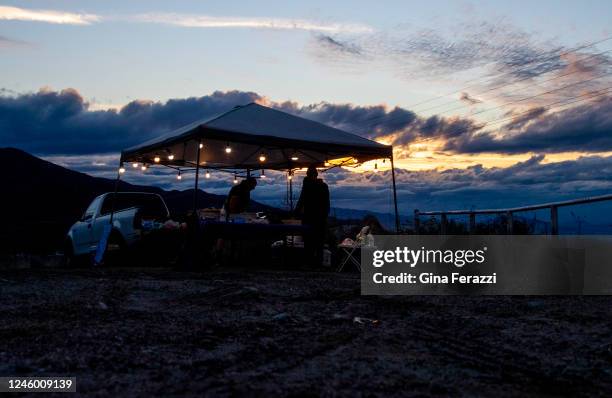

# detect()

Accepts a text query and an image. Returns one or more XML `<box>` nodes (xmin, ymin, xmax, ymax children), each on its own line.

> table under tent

<box><xmin>116</xmin><ymin>102</ymin><xmax>398</xmax><ymax>266</ymax></box>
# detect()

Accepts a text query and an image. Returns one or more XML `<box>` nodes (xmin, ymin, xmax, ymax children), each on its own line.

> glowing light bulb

<box><xmin>154</xmin><ymin>156</ymin><xmax>160</xmax><ymax>163</ymax></box>
<box><xmin>233</xmin><ymin>178</ymin><xmax>238</xmax><ymax>184</ymax></box>
<box><xmin>199</xmin><ymin>143</ymin><xmax>204</xmax><ymax>149</ymax></box>
<box><xmin>288</xmin><ymin>175</ymin><xmax>292</xmax><ymax>180</ymax></box>
<box><xmin>259</xmin><ymin>154</ymin><xmax>266</xmax><ymax>162</ymax></box>
<box><xmin>324</xmin><ymin>161</ymin><xmax>330</xmax><ymax>167</ymax></box>
<box><xmin>225</xmin><ymin>145</ymin><xmax>232</xmax><ymax>154</ymax></box>
<box><xmin>141</xmin><ymin>164</ymin><xmax>148</xmax><ymax>171</ymax></box>
<box><xmin>291</xmin><ymin>156</ymin><xmax>299</xmax><ymax>161</ymax></box>
<box><xmin>176</xmin><ymin>171</ymin><xmax>182</xmax><ymax>180</ymax></box>
<box><xmin>205</xmin><ymin>171</ymin><xmax>211</xmax><ymax>179</ymax></box>
<box><xmin>119</xmin><ymin>167</ymin><xmax>125</xmax><ymax>174</ymax></box>
<box><xmin>167</xmin><ymin>154</ymin><xmax>175</xmax><ymax>160</ymax></box>
<box><xmin>132</xmin><ymin>162</ymin><xmax>139</xmax><ymax>168</ymax></box>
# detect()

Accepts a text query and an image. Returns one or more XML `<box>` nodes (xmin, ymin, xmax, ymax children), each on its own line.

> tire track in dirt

<box><xmin>409</xmin><ymin>321</ymin><xmax>603</xmax><ymax>396</ymax></box>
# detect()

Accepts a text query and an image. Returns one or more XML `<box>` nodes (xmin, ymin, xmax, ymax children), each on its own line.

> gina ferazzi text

<box><xmin>372</xmin><ymin>272</ymin><xmax>497</xmax><ymax>284</ymax></box>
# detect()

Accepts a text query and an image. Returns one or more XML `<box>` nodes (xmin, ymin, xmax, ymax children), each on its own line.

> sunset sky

<box><xmin>2</xmin><ymin>1</ymin><xmax>612</xmax><ymax>226</ymax></box>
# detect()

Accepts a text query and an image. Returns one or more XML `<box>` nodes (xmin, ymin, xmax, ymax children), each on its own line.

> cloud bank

<box><xmin>445</xmin><ymin>97</ymin><xmax>612</xmax><ymax>154</ymax></box>
<box><xmin>0</xmin><ymin>88</ymin><xmax>261</xmax><ymax>154</ymax></box>
<box><xmin>1</xmin><ymin>87</ymin><xmax>611</xmax><ymax>157</ymax></box>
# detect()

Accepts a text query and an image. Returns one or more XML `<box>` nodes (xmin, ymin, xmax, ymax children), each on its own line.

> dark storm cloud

<box><xmin>2</xmin><ymin>86</ymin><xmax>610</xmax><ymax>157</ymax></box>
<box><xmin>500</xmin><ymin>106</ymin><xmax>548</xmax><ymax>130</ymax></box>
<box><xmin>1</xmin><ymin>87</ymin><xmax>478</xmax><ymax>155</ymax></box>
<box><xmin>445</xmin><ymin>97</ymin><xmax>612</xmax><ymax>154</ymax></box>
<box><xmin>273</xmin><ymin>100</ymin><xmax>484</xmax><ymax>147</ymax></box>
<box><xmin>0</xmin><ymin>88</ymin><xmax>261</xmax><ymax>154</ymax></box>
<box><xmin>275</xmin><ymin>101</ymin><xmax>417</xmax><ymax>138</ymax></box>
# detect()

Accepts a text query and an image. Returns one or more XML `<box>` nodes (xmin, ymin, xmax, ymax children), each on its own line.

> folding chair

<box><xmin>337</xmin><ymin>239</ymin><xmax>361</xmax><ymax>272</ymax></box>
<box><xmin>337</xmin><ymin>226</ymin><xmax>371</xmax><ymax>272</ymax></box>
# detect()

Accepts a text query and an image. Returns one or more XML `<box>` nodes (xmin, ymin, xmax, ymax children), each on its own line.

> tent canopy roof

<box><xmin>121</xmin><ymin>103</ymin><xmax>392</xmax><ymax>170</ymax></box>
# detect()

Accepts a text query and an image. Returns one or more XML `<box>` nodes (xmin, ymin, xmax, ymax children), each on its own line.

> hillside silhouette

<box><xmin>0</xmin><ymin>148</ymin><xmax>272</xmax><ymax>253</ymax></box>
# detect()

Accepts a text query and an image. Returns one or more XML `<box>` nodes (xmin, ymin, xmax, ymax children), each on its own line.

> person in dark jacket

<box><xmin>295</xmin><ymin>165</ymin><xmax>330</xmax><ymax>267</ymax></box>
<box><xmin>225</xmin><ymin>177</ymin><xmax>257</xmax><ymax>215</ymax></box>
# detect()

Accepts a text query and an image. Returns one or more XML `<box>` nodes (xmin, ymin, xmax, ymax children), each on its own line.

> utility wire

<box><xmin>418</xmin><ymin>49</ymin><xmax>612</xmax><ymax>115</ymax></box>
<box><xmin>406</xmin><ymin>35</ymin><xmax>612</xmax><ymax>110</ymax></box>
<box><xmin>375</xmin><ymin>87</ymin><xmax>612</xmax><ymax>152</ymax></box>
<box><xmin>434</xmin><ymin>70</ymin><xmax>612</xmax><ymax>118</ymax></box>
<box><xmin>481</xmin><ymin>86</ymin><xmax>612</xmax><ymax>129</ymax></box>
<box><xmin>348</xmin><ymin>36</ymin><xmax>612</xmax><ymax>132</ymax></box>
<box><xmin>420</xmin><ymin>86</ymin><xmax>612</xmax><ymax>140</ymax></box>
<box><xmin>351</xmin><ymin>67</ymin><xmax>612</xmax><ymax>137</ymax></box>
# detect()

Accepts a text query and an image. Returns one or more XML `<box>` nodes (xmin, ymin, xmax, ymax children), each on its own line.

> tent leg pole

<box><xmin>390</xmin><ymin>155</ymin><xmax>400</xmax><ymax>234</ymax></box>
<box><xmin>193</xmin><ymin>141</ymin><xmax>201</xmax><ymax>215</ymax></box>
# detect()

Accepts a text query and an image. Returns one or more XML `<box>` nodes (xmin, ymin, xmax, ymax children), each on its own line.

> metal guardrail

<box><xmin>414</xmin><ymin>193</ymin><xmax>612</xmax><ymax>235</ymax></box>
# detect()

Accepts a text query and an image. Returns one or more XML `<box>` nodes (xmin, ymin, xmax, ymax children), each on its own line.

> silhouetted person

<box><xmin>225</xmin><ymin>177</ymin><xmax>257</xmax><ymax>215</ymax></box>
<box><xmin>296</xmin><ymin>165</ymin><xmax>330</xmax><ymax>267</ymax></box>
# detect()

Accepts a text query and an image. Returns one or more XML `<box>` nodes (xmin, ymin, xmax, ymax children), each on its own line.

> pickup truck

<box><xmin>65</xmin><ymin>192</ymin><xmax>170</xmax><ymax>265</ymax></box>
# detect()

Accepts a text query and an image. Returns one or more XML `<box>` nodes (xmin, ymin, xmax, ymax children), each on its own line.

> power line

<box><xmin>418</xmin><ymin>49</ymin><xmax>612</xmax><ymax>115</ymax></box>
<box><xmin>351</xmin><ymin>68</ymin><xmax>611</xmax><ymax>139</ymax></box>
<box><xmin>377</xmin><ymin>87</ymin><xmax>612</xmax><ymax>151</ymax></box>
<box><xmin>406</xmin><ymin>35</ymin><xmax>612</xmax><ymax>111</ymax></box>
<box><xmin>435</xmin><ymin>70</ymin><xmax>612</xmax><ymax>118</ymax></box>
<box><xmin>348</xmin><ymin>36</ymin><xmax>612</xmax><ymax>132</ymax></box>
<box><xmin>482</xmin><ymin>86</ymin><xmax>612</xmax><ymax>129</ymax></box>
<box><xmin>423</xmin><ymin>86</ymin><xmax>612</xmax><ymax>140</ymax></box>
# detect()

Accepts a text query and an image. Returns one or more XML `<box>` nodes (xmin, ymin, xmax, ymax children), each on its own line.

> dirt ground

<box><xmin>1</xmin><ymin>266</ymin><xmax>612</xmax><ymax>397</ymax></box>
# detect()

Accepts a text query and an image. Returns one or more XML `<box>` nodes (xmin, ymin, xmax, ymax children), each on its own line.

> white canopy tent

<box><xmin>119</xmin><ymin>103</ymin><xmax>400</xmax><ymax>231</ymax></box>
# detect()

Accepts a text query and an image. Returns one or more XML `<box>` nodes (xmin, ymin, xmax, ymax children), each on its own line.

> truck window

<box><xmin>82</xmin><ymin>196</ymin><xmax>102</xmax><ymax>220</ymax></box>
<box><xmin>100</xmin><ymin>194</ymin><xmax>167</xmax><ymax>217</ymax></box>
